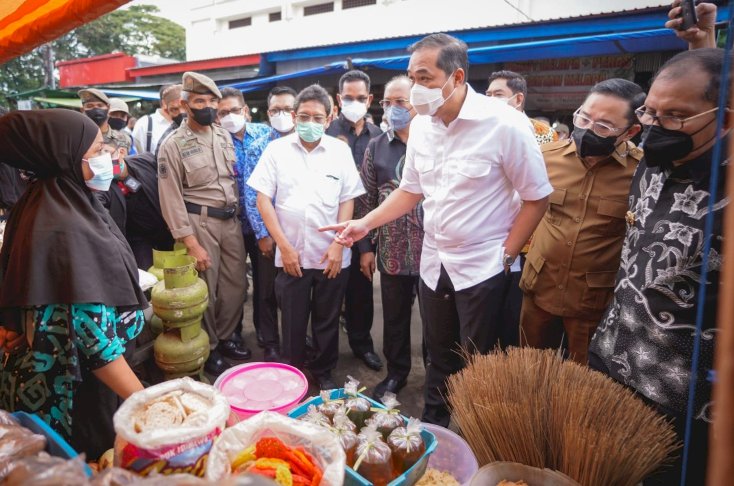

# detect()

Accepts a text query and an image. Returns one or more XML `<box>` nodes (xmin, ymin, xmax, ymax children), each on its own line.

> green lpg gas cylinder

<box><xmin>153</xmin><ymin>327</ymin><xmax>210</xmax><ymax>379</ymax></box>
<box><xmin>151</xmin><ymin>255</ymin><xmax>208</xmax><ymax>325</ymax></box>
<box><xmin>147</xmin><ymin>243</ymin><xmax>188</xmax><ymax>281</ymax></box>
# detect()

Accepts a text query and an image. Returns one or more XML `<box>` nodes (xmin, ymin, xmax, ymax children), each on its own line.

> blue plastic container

<box><xmin>10</xmin><ymin>412</ymin><xmax>93</xmax><ymax>477</ymax></box>
<box><xmin>288</xmin><ymin>389</ymin><xmax>437</xmax><ymax>486</ymax></box>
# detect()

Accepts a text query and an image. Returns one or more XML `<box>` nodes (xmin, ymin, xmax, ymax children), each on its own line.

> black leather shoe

<box><xmin>204</xmin><ymin>351</ymin><xmax>229</xmax><ymax>376</ymax></box>
<box><xmin>218</xmin><ymin>339</ymin><xmax>252</xmax><ymax>361</ymax></box>
<box><xmin>356</xmin><ymin>351</ymin><xmax>383</xmax><ymax>371</ymax></box>
<box><xmin>315</xmin><ymin>374</ymin><xmax>337</xmax><ymax>391</ymax></box>
<box><xmin>256</xmin><ymin>330</ymin><xmax>265</xmax><ymax>348</ymax></box>
<box><xmin>373</xmin><ymin>376</ymin><xmax>407</xmax><ymax>401</ymax></box>
<box><xmin>264</xmin><ymin>346</ymin><xmax>281</xmax><ymax>362</ymax></box>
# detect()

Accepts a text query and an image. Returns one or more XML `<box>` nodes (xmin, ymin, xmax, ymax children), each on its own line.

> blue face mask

<box><xmin>297</xmin><ymin>121</ymin><xmax>325</xmax><ymax>143</ymax></box>
<box><xmin>385</xmin><ymin>105</ymin><xmax>412</xmax><ymax>131</ymax></box>
<box><xmin>84</xmin><ymin>152</ymin><xmax>114</xmax><ymax>192</ymax></box>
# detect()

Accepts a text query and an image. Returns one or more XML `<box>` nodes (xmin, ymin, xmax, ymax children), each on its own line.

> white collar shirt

<box><xmin>132</xmin><ymin>108</ymin><xmax>173</xmax><ymax>154</ymax></box>
<box><xmin>399</xmin><ymin>85</ymin><xmax>552</xmax><ymax>291</ymax></box>
<box><xmin>247</xmin><ymin>133</ymin><xmax>365</xmax><ymax>270</ymax></box>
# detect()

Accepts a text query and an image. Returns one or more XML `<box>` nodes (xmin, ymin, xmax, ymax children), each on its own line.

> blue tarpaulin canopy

<box><xmin>226</xmin><ymin>63</ymin><xmax>347</xmax><ymax>92</ymax></box>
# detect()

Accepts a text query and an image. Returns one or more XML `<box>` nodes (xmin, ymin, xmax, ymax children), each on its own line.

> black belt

<box><xmin>185</xmin><ymin>202</ymin><xmax>237</xmax><ymax>220</ymax></box>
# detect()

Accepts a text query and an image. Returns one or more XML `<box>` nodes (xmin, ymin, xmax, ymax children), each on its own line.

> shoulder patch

<box><xmin>158</xmin><ymin>162</ymin><xmax>169</xmax><ymax>179</ymax></box>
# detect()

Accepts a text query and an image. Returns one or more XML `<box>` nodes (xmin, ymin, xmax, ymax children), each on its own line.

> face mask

<box><xmin>410</xmin><ymin>72</ymin><xmax>457</xmax><ymax>116</ymax></box>
<box><xmin>296</xmin><ymin>121</ymin><xmax>325</xmax><ymax>143</ymax></box>
<box><xmin>220</xmin><ymin>113</ymin><xmax>246</xmax><ymax>134</ymax></box>
<box><xmin>385</xmin><ymin>106</ymin><xmax>412</xmax><ymax>131</ymax></box>
<box><xmin>173</xmin><ymin>113</ymin><xmax>186</xmax><ymax>126</ymax></box>
<box><xmin>640</xmin><ymin>123</ymin><xmax>715</xmax><ymax>167</ymax></box>
<box><xmin>270</xmin><ymin>112</ymin><xmax>294</xmax><ymax>133</ymax></box>
<box><xmin>189</xmin><ymin>106</ymin><xmax>217</xmax><ymax>126</ymax></box>
<box><xmin>84</xmin><ymin>152</ymin><xmax>114</xmax><ymax>192</ymax></box>
<box><xmin>341</xmin><ymin>100</ymin><xmax>368</xmax><ymax>123</ymax></box>
<box><xmin>108</xmin><ymin>118</ymin><xmax>127</xmax><ymax>131</ymax></box>
<box><xmin>84</xmin><ymin>108</ymin><xmax>109</xmax><ymax>127</ymax></box>
<box><xmin>572</xmin><ymin>128</ymin><xmax>620</xmax><ymax>158</ymax></box>
<box><xmin>502</xmin><ymin>93</ymin><xmax>520</xmax><ymax>109</ymax></box>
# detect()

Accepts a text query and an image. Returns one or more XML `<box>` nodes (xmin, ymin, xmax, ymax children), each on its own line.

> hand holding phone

<box><xmin>679</xmin><ymin>0</ymin><xmax>698</xmax><ymax>30</ymax></box>
<box><xmin>666</xmin><ymin>1</ymin><xmax>717</xmax><ymax>49</ymax></box>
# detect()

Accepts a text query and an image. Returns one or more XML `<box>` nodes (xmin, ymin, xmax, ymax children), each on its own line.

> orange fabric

<box><xmin>0</xmin><ymin>0</ymin><xmax>129</xmax><ymax>64</ymax></box>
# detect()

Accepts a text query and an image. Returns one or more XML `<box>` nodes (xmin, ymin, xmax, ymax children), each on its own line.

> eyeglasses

<box><xmin>341</xmin><ymin>96</ymin><xmax>369</xmax><ymax>104</ymax></box>
<box><xmin>218</xmin><ymin>106</ymin><xmax>243</xmax><ymax>118</ymax></box>
<box><xmin>268</xmin><ymin>108</ymin><xmax>294</xmax><ymax>117</ymax></box>
<box><xmin>634</xmin><ymin>106</ymin><xmax>718</xmax><ymax>131</ymax></box>
<box><xmin>573</xmin><ymin>109</ymin><xmax>629</xmax><ymax>138</ymax></box>
<box><xmin>296</xmin><ymin>113</ymin><xmax>327</xmax><ymax>124</ymax></box>
<box><xmin>379</xmin><ymin>99</ymin><xmax>410</xmax><ymax>109</ymax></box>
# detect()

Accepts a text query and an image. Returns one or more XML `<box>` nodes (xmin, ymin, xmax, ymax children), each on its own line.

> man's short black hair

<box><xmin>220</xmin><ymin>87</ymin><xmax>246</xmax><ymax>106</ymax></box>
<box><xmin>295</xmin><ymin>84</ymin><xmax>331</xmax><ymax>114</ymax></box>
<box><xmin>588</xmin><ymin>78</ymin><xmax>646</xmax><ymax>126</ymax></box>
<box><xmin>268</xmin><ymin>86</ymin><xmax>298</xmax><ymax>108</ymax></box>
<box><xmin>338</xmin><ymin>70</ymin><xmax>371</xmax><ymax>93</ymax></box>
<box><xmin>655</xmin><ymin>48</ymin><xmax>725</xmax><ymax>104</ymax></box>
<box><xmin>487</xmin><ymin>70</ymin><xmax>528</xmax><ymax>99</ymax></box>
<box><xmin>408</xmin><ymin>33</ymin><xmax>469</xmax><ymax>77</ymax></box>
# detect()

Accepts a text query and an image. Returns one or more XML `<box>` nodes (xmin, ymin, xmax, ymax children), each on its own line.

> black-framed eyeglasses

<box><xmin>217</xmin><ymin>106</ymin><xmax>243</xmax><ymax>118</ymax></box>
<box><xmin>296</xmin><ymin>113</ymin><xmax>327</xmax><ymax>124</ymax></box>
<box><xmin>268</xmin><ymin>108</ymin><xmax>294</xmax><ymax>117</ymax></box>
<box><xmin>573</xmin><ymin>108</ymin><xmax>630</xmax><ymax>138</ymax></box>
<box><xmin>635</xmin><ymin>106</ymin><xmax>718</xmax><ymax>131</ymax></box>
<box><xmin>379</xmin><ymin>99</ymin><xmax>410</xmax><ymax>109</ymax></box>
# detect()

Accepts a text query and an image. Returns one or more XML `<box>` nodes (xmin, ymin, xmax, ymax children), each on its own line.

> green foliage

<box><xmin>0</xmin><ymin>4</ymin><xmax>185</xmax><ymax>107</ymax></box>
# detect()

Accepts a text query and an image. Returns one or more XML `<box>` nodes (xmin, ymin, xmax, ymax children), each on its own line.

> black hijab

<box><xmin>0</xmin><ymin>109</ymin><xmax>148</xmax><ymax>332</ymax></box>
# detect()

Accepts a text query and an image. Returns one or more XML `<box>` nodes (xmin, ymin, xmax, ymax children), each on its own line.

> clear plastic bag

<box><xmin>343</xmin><ymin>376</ymin><xmax>372</xmax><ymax>429</ymax></box>
<box><xmin>90</xmin><ymin>467</ymin><xmax>140</xmax><ymax>486</ymax></box>
<box><xmin>3</xmin><ymin>454</ymin><xmax>90</xmax><ymax>486</ymax></box>
<box><xmin>317</xmin><ymin>391</ymin><xmax>344</xmax><ymax>421</ymax></box>
<box><xmin>366</xmin><ymin>393</ymin><xmax>404</xmax><ymax>441</ymax></box>
<box><xmin>388</xmin><ymin>418</ymin><xmax>425</xmax><ymax>476</ymax></box>
<box><xmin>299</xmin><ymin>404</ymin><xmax>331</xmax><ymax>428</ymax></box>
<box><xmin>330</xmin><ymin>414</ymin><xmax>359</xmax><ymax>468</ymax></box>
<box><xmin>0</xmin><ymin>423</ymin><xmax>47</xmax><ymax>463</ymax></box>
<box><xmin>354</xmin><ymin>426</ymin><xmax>393</xmax><ymax>486</ymax></box>
<box><xmin>205</xmin><ymin>411</ymin><xmax>345</xmax><ymax>485</ymax></box>
<box><xmin>0</xmin><ymin>409</ymin><xmax>18</xmax><ymax>426</ymax></box>
<box><xmin>332</xmin><ymin>409</ymin><xmax>357</xmax><ymax>433</ymax></box>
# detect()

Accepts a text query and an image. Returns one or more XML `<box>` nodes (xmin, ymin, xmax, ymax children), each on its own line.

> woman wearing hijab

<box><xmin>0</xmin><ymin>110</ymin><xmax>149</xmax><ymax>458</ymax></box>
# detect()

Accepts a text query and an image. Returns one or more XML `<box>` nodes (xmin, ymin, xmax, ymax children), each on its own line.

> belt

<box><xmin>185</xmin><ymin>202</ymin><xmax>237</xmax><ymax>220</ymax></box>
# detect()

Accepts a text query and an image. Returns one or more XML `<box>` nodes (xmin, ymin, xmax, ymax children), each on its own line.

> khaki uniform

<box><xmin>519</xmin><ymin>139</ymin><xmax>642</xmax><ymax>363</ymax></box>
<box><xmin>157</xmin><ymin>119</ymin><xmax>246</xmax><ymax>349</ymax></box>
<box><xmin>102</xmin><ymin>127</ymin><xmax>131</xmax><ymax>152</ymax></box>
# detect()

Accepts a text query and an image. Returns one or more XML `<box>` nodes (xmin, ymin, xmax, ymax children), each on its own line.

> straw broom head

<box><xmin>447</xmin><ymin>347</ymin><xmax>680</xmax><ymax>486</ymax></box>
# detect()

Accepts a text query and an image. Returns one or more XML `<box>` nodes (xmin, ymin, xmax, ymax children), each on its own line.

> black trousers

<box><xmin>344</xmin><ymin>248</ymin><xmax>375</xmax><ymax>355</ymax></box>
<box><xmin>380</xmin><ymin>273</ymin><xmax>419</xmax><ymax>381</ymax></box>
<box><xmin>499</xmin><ymin>256</ymin><xmax>525</xmax><ymax>349</ymax></box>
<box><xmin>420</xmin><ymin>266</ymin><xmax>510</xmax><ymax>427</ymax></box>
<box><xmin>128</xmin><ymin>227</ymin><xmax>174</xmax><ymax>271</ymax></box>
<box><xmin>275</xmin><ymin>268</ymin><xmax>349</xmax><ymax>377</ymax></box>
<box><xmin>589</xmin><ymin>352</ymin><xmax>709</xmax><ymax>486</ymax></box>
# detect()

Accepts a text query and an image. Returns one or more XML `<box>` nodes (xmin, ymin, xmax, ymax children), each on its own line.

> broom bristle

<box><xmin>447</xmin><ymin>347</ymin><xmax>680</xmax><ymax>486</ymax></box>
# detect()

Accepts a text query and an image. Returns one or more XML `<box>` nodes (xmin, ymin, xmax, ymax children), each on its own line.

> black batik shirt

<box><xmin>589</xmin><ymin>146</ymin><xmax>728</xmax><ymax>422</ymax></box>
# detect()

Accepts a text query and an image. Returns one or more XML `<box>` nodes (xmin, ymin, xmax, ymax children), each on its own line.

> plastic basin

<box><xmin>216</xmin><ymin>362</ymin><xmax>308</xmax><ymax>422</ymax></box>
<box><xmin>422</xmin><ymin>423</ymin><xmax>479</xmax><ymax>485</ymax></box>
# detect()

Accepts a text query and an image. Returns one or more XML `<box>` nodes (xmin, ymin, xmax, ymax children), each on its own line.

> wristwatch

<box><xmin>503</xmin><ymin>253</ymin><xmax>516</xmax><ymax>267</ymax></box>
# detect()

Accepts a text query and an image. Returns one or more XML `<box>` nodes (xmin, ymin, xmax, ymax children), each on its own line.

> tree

<box><xmin>0</xmin><ymin>4</ymin><xmax>185</xmax><ymax>107</ymax></box>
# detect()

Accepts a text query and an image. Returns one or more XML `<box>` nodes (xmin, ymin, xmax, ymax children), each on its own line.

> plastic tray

<box><xmin>288</xmin><ymin>389</ymin><xmax>437</xmax><ymax>486</ymax></box>
<box><xmin>11</xmin><ymin>411</ymin><xmax>93</xmax><ymax>477</ymax></box>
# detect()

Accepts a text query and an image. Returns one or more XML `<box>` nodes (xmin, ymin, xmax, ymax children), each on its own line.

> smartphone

<box><xmin>679</xmin><ymin>0</ymin><xmax>698</xmax><ymax>31</ymax></box>
<box><xmin>123</xmin><ymin>176</ymin><xmax>142</xmax><ymax>193</ymax></box>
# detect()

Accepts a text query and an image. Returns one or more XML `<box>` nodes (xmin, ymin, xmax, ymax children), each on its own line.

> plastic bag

<box><xmin>90</xmin><ymin>467</ymin><xmax>140</xmax><ymax>486</ymax></box>
<box><xmin>332</xmin><ymin>409</ymin><xmax>357</xmax><ymax>433</ymax></box>
<box><xmin>388</xmin><ymin>418</ymin><xmax>425</xmax><ymax>475</ymax></box>
<box><xmin>298</xmin><ymin>404</ymin><xmax>331</xmax><ymax>428</ymax></box>
<box><xmin>0</xmin><ymin>423</ymin><xmax>47</xmax><ymax>462</ymax></box>
<box><xmin>366</xmin><ymin>393</ymin><xmax>404</xmax><ymax>441</ymax></box>
<box><xmin>317</xmin><ymin>390</ymin><xmax>344</xmax><ymax>421</ymax></box>
<box><xmin>330</xmin><ymin>414</ymin><xmax>359</xmax><ymax>467</ymax></box>
<box><xmin>3</xmin><ymin>454</ymin><xmax>90</xmax><ymax>486</ymax></box>
<box><xmin>343</xmin><ymin>376</ymin><xmax>371</xmax><ymax>429</ymax></box>
<box><xmin>0</xmin><ymin>409</ymin><xmax>18</xmax><ymax>426</ymax></box>
<box><xmin>113</xmin><ymin>377</ymin><xmax>229</xmax><ymax>477</ymax></box>
<box><xmin>354</xmin><ymin>426</ymin><xmax>393</xmax><ymax>486</ymax></box>
<box><xmin>205</xmin><ymin>411</ymin><xmax>345</xmax><ymax>485</ymax></box>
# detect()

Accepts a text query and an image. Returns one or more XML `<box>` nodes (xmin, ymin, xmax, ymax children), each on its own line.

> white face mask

<box><xmin>220</xmin><ymin>113</ymin><xmax>246</xmax><ymax>134</ymax></box>
<box><xmin>340</xmin><ymin>99</ymin><xmax>368</xmax><ymax>123</ymax></box>
<box><xmin>410</xmin><ymin>72</ymin><xmax>457</xmax><ymax>116</ymax></box>
<box><xmin>84</xmin><ymin>152</ymin><xmax>114</xmax><ymax>192</ymax></box>
<box><xmin>270</xmin><ymin>112</ymin><xmax>295</xmax><ymax>133</ymax></box>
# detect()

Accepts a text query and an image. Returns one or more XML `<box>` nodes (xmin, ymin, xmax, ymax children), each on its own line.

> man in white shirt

<box><xmin>323</xmin><ymin>33</ymin><xmax>552</xmax><ymax>426</ymax></box>
<box><xmin>133</xmin><ymin>84</ymin><xmax>184</xmax><ymax>154</ymax></box>
<box><xmin>248</xmin><ymin>84</ymin><xmax>365</xmax><ymax>390</ymax></box>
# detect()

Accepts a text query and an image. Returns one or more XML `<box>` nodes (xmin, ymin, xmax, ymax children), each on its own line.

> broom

<box><xmin>447</xmin><ymin>347</ymin><xmax>679</xmax><ymax>486</ymax></box>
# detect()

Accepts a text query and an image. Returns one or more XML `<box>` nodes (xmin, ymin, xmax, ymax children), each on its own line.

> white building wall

<box><xmin>185</xmin><ymin>0</ymin><xmax>670</xmax><ymax>62</ymax></box>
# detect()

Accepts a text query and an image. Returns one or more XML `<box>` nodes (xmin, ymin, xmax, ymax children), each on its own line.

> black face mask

<box><xmin>108</xmin><ymin>118</ymin><xmax>127</xmax><ymax>131</ymax></box>
<box><xmin>640</xmin><ymin>121</ymin><xmax>717</xmax><ymax>168</ymax></box>
<box><xmin>189</xmin><ymin>107</ymin><xmax>217</xmax><ymax>126</ymax></box>
<box><xmin>572</xmin><ymin>127</ymin><xmax>620</xmax><ymax>158</ymax></box>
<box><xmin>84</xmin><ymin>108</ymin><xmax>109</xmax><ymax>127</ymax></box>
<box><xmin>172</xmin><ymin>112</ymin><xmax>186</xmax><ymax>127</ymax></box>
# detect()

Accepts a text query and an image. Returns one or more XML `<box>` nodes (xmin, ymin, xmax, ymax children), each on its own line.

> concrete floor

<box><xmin>235</xmin><ymin>272</ymin><xmax>427</xmax><ymax>419</ymax></box>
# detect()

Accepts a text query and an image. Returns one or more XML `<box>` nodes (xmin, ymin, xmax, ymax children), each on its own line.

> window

<box><xmin>228</xmin><ymin>17</ymin><xmax>252</xmax><ymax>29</ymax></box>
<box><xmin>269</xmin><ymin>11</ymin><xmax>282</xmax><ymax>22</ymax></box>
<box><xmin>342</xmin><ymin>0</ymin><xmax>376</xmax><ymax>9</ymax></box>
<box><xmin>303</xmin><ymin>2</ymin><xmax>334</xmax><ymax>16</ymax></box>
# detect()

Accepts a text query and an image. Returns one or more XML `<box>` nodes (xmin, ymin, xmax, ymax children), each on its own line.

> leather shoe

<box><xmin>356</xmin><ymin>351</ymin><xmax>383</xmax><ymax>371</ymax></box>
<box><xmin>373</xmin><ymin>376</ymin><xmax>407</xmax><ymax>401</ymax></box>
<box><xmin>264</xmin><ymin>346</ymin><xmax>281</xmax><ymax>362</ymax></box>
<box><xmin>204</xmin><ymin>351</ymin><xmax>229</xmax><ymax>376</ymax></box>
<box><xmin>315</xmin><ymin>374</ymin><xmax>337</xmax><ymax>391</ymax></box>
<box><xmin>218</xmin><ymin>339</ymin><xmax>252</xmax><ymax>361</ymax></box>
<box><xmin>256</xmin><ymin>330</ymin><xmax>265</xmax><ymax>348</ymax></box>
